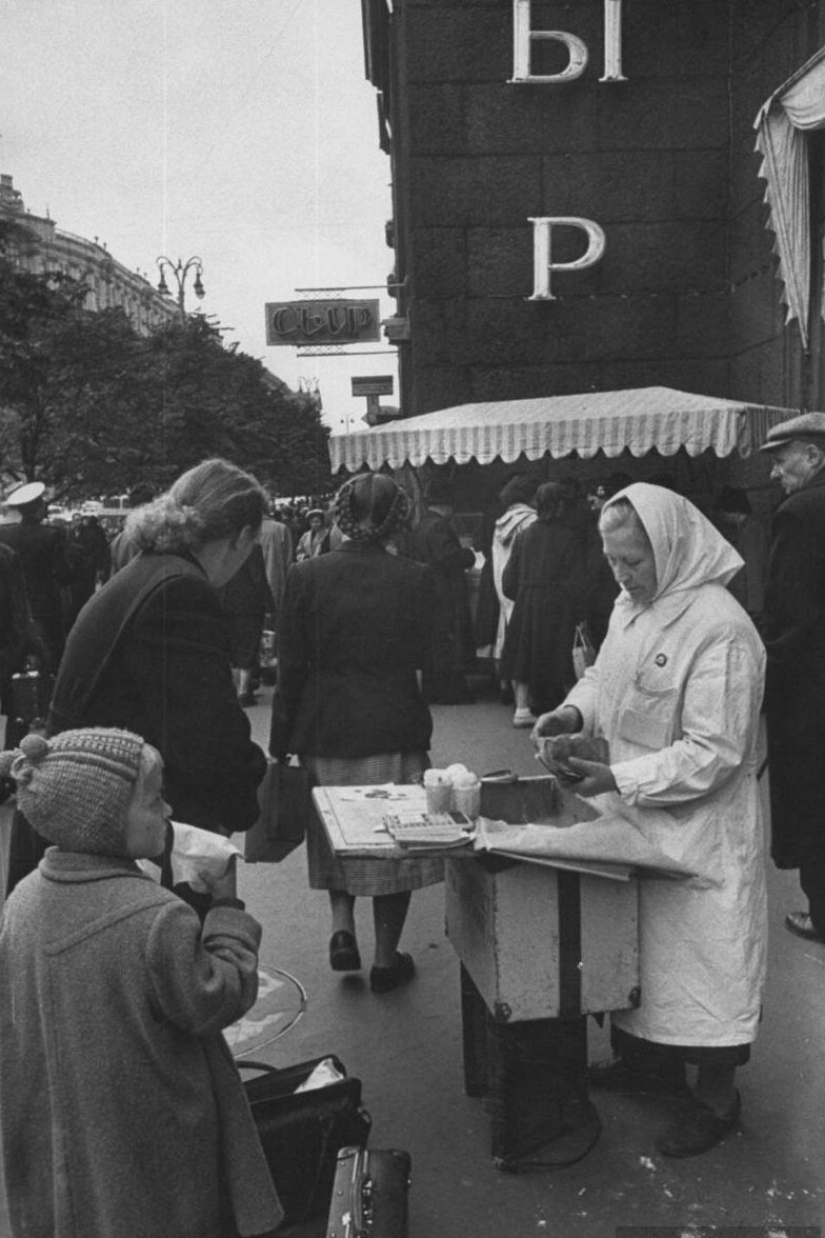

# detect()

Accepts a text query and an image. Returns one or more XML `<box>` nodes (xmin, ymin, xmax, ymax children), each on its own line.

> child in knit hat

<box><xmin>0</xmin><ymin>728</ymin><xmax>282</xmax><ymax>1238</ymax></box>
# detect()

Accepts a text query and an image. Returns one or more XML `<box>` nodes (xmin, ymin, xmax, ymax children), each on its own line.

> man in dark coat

<box><xmin>0</xmin><ymin>482</ymin><xmax>74</xmax><ymax>675</ymax></box>
<box><xmin>761</xmin><ymin>412</ymin><xmax>825</xmax><ymax>942</ymax></box>
<box><xmin>65</xmin><ymin>513</ymin><xmax>110</xmax><ymax>623</ymax></box>
<box><xmin>0</xmin><ymin>543</ymin><xmax>40</xmax><ymax>751</ymax></box>
<box><xmin>406</xmin><ymin>476</ymin><xmax>476</xmax><ymax>704</ymax></box>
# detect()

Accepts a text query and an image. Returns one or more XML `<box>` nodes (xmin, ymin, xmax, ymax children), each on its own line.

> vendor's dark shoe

<box><xmin>329</xmin><ymin>931</ymin><xmax>361</xmax><ymax>972</ymax></box>
<box><xmin>370</xmin><ymin>951</ymin><xmax>416</xmax><ymax>993</ymax></box>
<box><xmin>785</xmin><ymin>911</ymin><xmax>825</xmax><ymax>942</ymax></box>
<box><xmin>588</xmin><ymin>1057</ymin><xmax>690</xmax><ymax>1097</ymax></box>
<box><xmin>655</xmin><ymin>1090</ymin><xmax>741</xmax><ymax>1158</ymax></box>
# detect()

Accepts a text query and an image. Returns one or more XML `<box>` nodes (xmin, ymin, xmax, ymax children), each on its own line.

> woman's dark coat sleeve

<box><xmin>124</xmin><ymin>576</ymin><xmax>266</xmax><ymax>831</ymax></box>
<box><xmin>269</xmin><ymin>564</ymin><xmax>306</xmax><ymax>759</ymax></box>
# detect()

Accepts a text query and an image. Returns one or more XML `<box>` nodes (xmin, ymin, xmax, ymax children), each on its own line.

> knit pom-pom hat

<box><xmin>0</xmin><ymin>728</ymin><xmax>146</xmax><ymax>857</ymax></box>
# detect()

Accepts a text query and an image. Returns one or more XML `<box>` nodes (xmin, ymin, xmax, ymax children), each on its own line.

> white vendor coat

<box><xmin>565</xmin><ymin>483</ymin><xmax>767</xmax><ymax>1047</ymax></box>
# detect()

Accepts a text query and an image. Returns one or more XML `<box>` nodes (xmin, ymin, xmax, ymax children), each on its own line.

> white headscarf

<box><xmin>604</xmin><ymin>482</ymin><xmax>743</xmax><ymax>604</ymax></box>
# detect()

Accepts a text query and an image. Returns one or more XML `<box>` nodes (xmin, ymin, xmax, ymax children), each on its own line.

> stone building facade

<box><xmin>0</xmin><ymin>173</ymin><xmax>177</xmax><ymax>335</ymax></box>
<box><xmin>362</xmin><ymin>0</ymin><xmax>825</xmax><ymax>418</ymax></box>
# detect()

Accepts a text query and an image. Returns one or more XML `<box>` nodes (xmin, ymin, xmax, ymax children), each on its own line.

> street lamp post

<box><xmin>156</xmin><ymin>255</ymin><xmax>205</xmax><ymax>323</ymax></box>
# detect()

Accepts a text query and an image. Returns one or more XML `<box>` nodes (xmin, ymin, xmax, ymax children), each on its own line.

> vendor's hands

<box><xmin>562</xmin><ymin>758</ymin><xmax>617</xmax><ymax>798</ymax></box>
<box><xmin>535</xmin><ymin>734</ymin><xmax>612</xmax><ymax>792</ymax></box>
<box><xmin>531</xmin><ymin>705</ymin><xmax>582</xmax><ymax>744</ymax></box>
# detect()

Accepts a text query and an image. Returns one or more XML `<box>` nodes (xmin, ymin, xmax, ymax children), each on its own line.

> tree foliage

<box><xmin>0</xmin><ymin>226</ymin><xmax>331</xmax><ymax>501</ymax></box>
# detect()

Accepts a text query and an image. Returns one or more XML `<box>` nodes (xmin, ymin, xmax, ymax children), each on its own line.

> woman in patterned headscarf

<box><xmin>270</xmin><ymin>472</ymin><xmax>441</xmax><ymax>993</ymax></box>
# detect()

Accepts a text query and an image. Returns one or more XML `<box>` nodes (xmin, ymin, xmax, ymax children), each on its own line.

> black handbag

<box><xmin>9</xmin><ymin>665</ymin><xmax>54</xmax><ymax>735</ymax></box>
<box><xmin>244</xmin><ymin>759</ymin><xmax>311</xmax><ymax>863</ymax></box>
<box><xmin>326</xmin><ymin>1146</ymin><xmax>412</xmax><ymax>1238</ymax></box>
<box><xmin>240</xmin><ymin>1056</ymin><xmax>372</xmax><ymax>1228</ymax></box>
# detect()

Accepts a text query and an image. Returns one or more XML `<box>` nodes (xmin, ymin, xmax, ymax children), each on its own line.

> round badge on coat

<box><xmin>654</xmin><ymin>653</ymin><xmax>668</xmax><ymax>667</ymax></box>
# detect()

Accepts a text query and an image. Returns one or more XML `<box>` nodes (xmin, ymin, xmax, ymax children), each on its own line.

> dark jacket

<box><xmin>500</xmin><ymin>517</ymin><xmax>580</xmax><ymax>695</ymax></box>
<box><xmin>0</xmin><ymin>543</ymin><xmax>35</xmax><ymax>715</ymax></box>
<box><xmin>48</xmin><ymin>551</ymin><xmax>266</xmax><ymax>833</ymax></box>
<box><xmin>763</xmin><ymin>469</ymin><xmax>825</xmax><ymax>866</ymax></box>
<box><xmin>581</xmin><ymin>514</ymin><xmax>619</xmax><ymax>651</ymax></box>
<box><xmin>0</xmin><ymin>516</ymin><xmax>73</xmax><ymax>672</ymax></box>
<box><xmin>217</xmin><ymin>544</ymin><xmax>275</xmax><ymax>618</ymax></box>
<box><xmin>406</xmin><ymin>508</ymin><xmax>476</xmax><ymax>701</ymax></box>
<box><xmin>270</xmin><ymin>541</ymin><xmax>434</xmax><ymax>759</ymax></box>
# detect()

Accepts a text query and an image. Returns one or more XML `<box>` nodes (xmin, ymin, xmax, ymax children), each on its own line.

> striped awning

<box><xmin>330</xmin><ymin>387</ymin><xmax>796</xmax><ymax>472</ymax></box>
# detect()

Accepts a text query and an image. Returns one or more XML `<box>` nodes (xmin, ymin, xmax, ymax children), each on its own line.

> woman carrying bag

<box><xmin>270</xmin><ymin>473</ymin><xmax>440</xmax><ymax>993</ymax></box>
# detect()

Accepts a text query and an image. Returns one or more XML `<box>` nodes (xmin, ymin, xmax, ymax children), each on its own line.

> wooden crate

<box><xmin>444</xmin><ymin>777</ymin><xmax>639</xmax><ymax>1022</ymax></box>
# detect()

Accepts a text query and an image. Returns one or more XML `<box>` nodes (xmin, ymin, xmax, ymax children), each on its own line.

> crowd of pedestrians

<box><xmin>0</xmin><ymin>414</ymin><xmax>824</xmax><ymax>1231</ymax></box>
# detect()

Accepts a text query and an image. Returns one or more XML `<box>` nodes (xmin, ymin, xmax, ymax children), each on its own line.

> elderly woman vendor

<box><xmin>533</xmin><ymin>482</ymin><xmax>767</xmax><ymax>1159</ymax></box>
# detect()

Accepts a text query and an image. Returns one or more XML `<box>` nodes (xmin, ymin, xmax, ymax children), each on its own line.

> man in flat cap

<box><xmin>0</xmin><ymin>483</ymin><xmax>74</xmax><ymax>677</ymax></box>
<box><xmin>760</xmin><ymin>412</ymin><xmax>825</xmax><ymax>942</ymax></box>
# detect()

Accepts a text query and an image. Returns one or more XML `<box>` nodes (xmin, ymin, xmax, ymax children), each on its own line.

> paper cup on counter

<box><xmin>424</xmin><ymin>769</ymin><xmax>452</xmax><ymax>814</ymax></box>
<box><xmin>452</xmin><ymin>778</ymin><xmax>481</xmax><ymax>819</ymax></box>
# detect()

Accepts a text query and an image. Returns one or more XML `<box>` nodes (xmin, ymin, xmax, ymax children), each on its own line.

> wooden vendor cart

<box><xmin>312</xmin><ymin>776</ymin><xmax>644</xmax><ymax>1170</ymax></box>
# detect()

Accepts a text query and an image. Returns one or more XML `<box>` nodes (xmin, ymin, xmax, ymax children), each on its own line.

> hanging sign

<box><xmin>265</xmin><ymin>299</ymin><xmax>381</xmax><ymax>347</ymax></box>
<box><xmin>352</xmin><ymin>375</ymin><xmax>394</xmax><ymax>397</ymax></box>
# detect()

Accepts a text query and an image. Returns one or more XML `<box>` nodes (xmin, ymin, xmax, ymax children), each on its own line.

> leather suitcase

<box><xmin>326</xmin><ymin>1145</ymin><xmax>411</xmax><ymax>1238</ymax></box>
<box><xmin>240</xmin><ymin>1057</ymin><xmax>371</xmax><ymax>1228</ymax></box>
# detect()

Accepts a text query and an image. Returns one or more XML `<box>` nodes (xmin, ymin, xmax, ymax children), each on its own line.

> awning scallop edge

<box><xmin>330</xmin><ymin>387</ymin><xmax>796</xmax><ymax>473</ymax></box>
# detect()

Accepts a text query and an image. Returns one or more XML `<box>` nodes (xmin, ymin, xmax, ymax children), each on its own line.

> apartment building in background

<box><xmin>0</xmin><ymin>173</ymin><xmax>177</xmax><ymax>335</ymax></box>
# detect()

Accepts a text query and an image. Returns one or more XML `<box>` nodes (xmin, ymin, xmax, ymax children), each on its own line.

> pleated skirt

<box><xmin>303</xmin><ymin>752</ymin><xmax>444</xmax><ymax>896</ymax></box>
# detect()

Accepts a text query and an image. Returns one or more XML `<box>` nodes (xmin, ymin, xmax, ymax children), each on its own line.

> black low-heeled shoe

<box><xmin>370</xmin><ymin>951</ymin><xmax>416</xmax><ymax>993</ymax></box>
<box><xmin>655</xmin><ymin>1090</ymin><xmax>741</xmax><ymax>1158</ymax></box>
<box><xmin>329</xmin><ymin>930</ymin><xmax>361</xmax><ymax>972</ymax></box>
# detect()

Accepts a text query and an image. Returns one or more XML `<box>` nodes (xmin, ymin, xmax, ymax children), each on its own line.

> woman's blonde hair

<box><xmin>126</xmin><ymin>458</ymin><xmax>267</xmax><ymax>554</ymax></box>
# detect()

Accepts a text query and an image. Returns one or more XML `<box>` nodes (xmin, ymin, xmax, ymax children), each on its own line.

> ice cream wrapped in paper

<box><xmin>138</xmin><ymin>820</ymin><xmax>242</xmax><ymax>892</ymax></box>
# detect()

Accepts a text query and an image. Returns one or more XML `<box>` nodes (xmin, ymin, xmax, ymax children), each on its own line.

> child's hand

<box><xmin>199</xmin><ymin>855</ymin><xmax>238</xmax><ymax>901</ymax></box>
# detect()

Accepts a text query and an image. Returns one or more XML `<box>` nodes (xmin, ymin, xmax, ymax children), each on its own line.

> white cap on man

<box><xmin>5</xmin><ymin>481</ymin><xmax>46</xmax><ymax>509</ymax></box>
<box><xmin>5</xmin><ymin>481</ymin><xmax>46</xmax><ymax>508</ymax></box>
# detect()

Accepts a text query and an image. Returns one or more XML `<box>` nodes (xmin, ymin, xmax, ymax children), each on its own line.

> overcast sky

<box><xmin>1</xmin><ymin>0</ymin><xmax>396</xmax><ymax>433</ymax></box>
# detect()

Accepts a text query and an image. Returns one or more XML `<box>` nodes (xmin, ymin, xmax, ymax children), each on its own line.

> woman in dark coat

<box><xmin>8</xmin><ymin>459</ymin><xmax>268</xmax><ymax>896</ymax></box>
<box><xmin>217</xmin><ymin>542</ymin><xmax>275</xmax><ymax>705</ymax></box>
<box><xmin>270</xmin><ymin>473</ymin><xmax>439</xmax><ymax>993</ymax></box>
<box><xmin>500</xmin><ymin>481</ymin><xmax>580</xmax><ymax>724</ymax></box>
<box><xmin>406</xmin><ymin>476</ymin><xmax>476</xmax><ymax>704</ymax></box>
